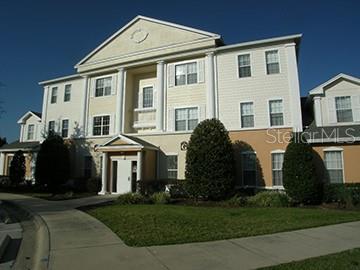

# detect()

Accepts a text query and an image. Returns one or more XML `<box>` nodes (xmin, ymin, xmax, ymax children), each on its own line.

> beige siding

<box><xmin>22</xmin><ymin>115</ymin><xmax>41</xmax><ymax>142</ymax></box>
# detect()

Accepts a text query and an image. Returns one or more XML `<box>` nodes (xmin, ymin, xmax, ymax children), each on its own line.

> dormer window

<box><xmin>335</xmin><ymin>96</ymin><xmax>353</xmax><ymax>122</ymax></box>
<box><xmin>27</xmin><ymin>124</ymin><xmax>34</xmax><ymax>140</ymax></box>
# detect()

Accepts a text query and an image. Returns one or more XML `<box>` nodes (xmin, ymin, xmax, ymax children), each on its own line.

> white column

<box><xmin>41</xmin><ymin>86</ymin><xmax>50</xmax><ymax>139</ymax></box>
<box><xmin>206</xmin><ymin>52</ymin><xmax>216</xmax><ymax>119</ymax></box>
<box><xmin>156</xmin><ymin>61</ymin><xmax>165</xmax><ymax>131</ymax></box>
<box><xmin>80</xmin><ymin>76</ymin><xmax>89</xmax><ymax>137</ymax></box>
<box><xmin>99</xmin><ymin>152</ymin><xmax>108</xmax><ymax>195</ymax></box>
<box><xmin>313</xmin><ymin>96</ymin><xmax>323</xmax><ymax>127</ymax></box>
<box><xmin>285</xmin><ymin>43</ymin><xmax>303</xmax><ymax>132</ymax></box>
<box><xmin>137</xmin><ymin>151</ymin><xmax>143</xmax><ymax>181</ymax></box>
<box><xmin>0</xmin><ymin>153</ymin><xmax>5</xmax><ymax>175</ymax></box>
<box><xmin>115</xmin><ymin>68</ymin><xmax>125</xmax><ymax>134</ymax></box>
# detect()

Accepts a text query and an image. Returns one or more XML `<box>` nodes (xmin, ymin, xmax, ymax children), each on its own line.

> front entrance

<box><xmin>111</xmin><ymin>159</ymin><xmax>133</xmax><ymax>194</ymax></box>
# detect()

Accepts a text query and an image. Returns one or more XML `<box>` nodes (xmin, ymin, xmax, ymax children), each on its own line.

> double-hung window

<box><xmin>269</xmin><ymin>100</ymin><xmax>284</xmax><ymax>126</ymax></box>
<box><xmin>272</xmin><ymin>152</ymin><xmax>284</xmax><ymax>186</ymax></box>
<box><xmin>61</xmin><ymin>119</ymin><xmax>69</xmax><ymax>138</ymax></box>
<box><xmin>175</xmin><ymin>107</ymin><xmax>198</xmax><ymax>131</ymax></box>
<box><xmin>27</xmin><ymin>124</ymin><xmax>34</xmax><ymax>140</ymax></box>
<box><xmin>48</xmin><ymin>121</ymin><xmax>55</xmax><ymax>133</ymax></box>
<box><xmin>64</xmin><ymin>84</ymin><xmax>71</xmax><ymax>102</ymax></box>
<box><xmin>167</xmin><ymin>155</ymin><xmax>178</xmax><ymax>179</ymax></box>
<box><xmin>242</xmin><ymin>152</ymin><xmax>257</xmax><ymax>186</ymax></box>
<box><xmin>335</xmin><ymin>96</ymin><xmax>353</xmax><ymax>122</ymax></box>
<box><xmin>324</xmin><ymin>150</ymin><xmax>344</xmax><ymax>183</ymax></box>
<box><xmin>175</xmin><ymin>62</ymin><xmax>197</xmax><ymax>86</ymax></box>
<box><xmin>238</xmin><ymin>54</ymin><xmax>251</xmax><ymax>78</ymax></box>
<box><xmin>50</xmin><ymin>87</ymin><xmax>58</xmax><ymax>104</ymax></box>
<box><xmin>265</xmin><ymin>50</ymin><xmax>280</xmax><ymax>74</ymax></box>
<box><xmin>93</xmin><ymin>116</ymin><xmax>110</xmax><ymax>136</ymax></box>
<box><xmin>142</xmin><ymin>86</ymin><xmax>153</xmax><ymax>108</ymax></box>
<box><xmin>240</xmin><ymin>102</ymin><xmax>254</xmax><ymax>128</ymax></box>
<box><xmin>95</xmin><ymin>77</ymin><xmax>112</xmax><ymax>97</ymax></box>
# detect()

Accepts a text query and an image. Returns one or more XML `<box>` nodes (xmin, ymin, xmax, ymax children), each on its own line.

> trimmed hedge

<box><xmin>247</xmin><ymin>191</ymin><xmax>290</xmax><ymax>207</ymax></box>
<box><xmin>323</xmin><ymin>183</ymin><xmax>360</xmax><ymax>207</ymax></box>
<box><xmin>150</xmin><ymin>192</ymin><xmax>171</xmax><ymax>204</ymax></box>
<box><xmin>117</xmin><ymin>193</ymin><xmax>149</xmax><ymax>205</ymax></box>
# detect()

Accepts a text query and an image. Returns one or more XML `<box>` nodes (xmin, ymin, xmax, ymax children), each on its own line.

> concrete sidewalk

<box><xmin>1</xmin><ymin>193</ymin><xmax>360</xmax><ymax>270</ymax></box>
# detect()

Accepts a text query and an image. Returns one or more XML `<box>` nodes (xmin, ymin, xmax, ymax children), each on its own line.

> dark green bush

<box><xmin>185</xmin><ymin>119</ymin><xmax>234</xmax><ymax>200</ymax></box>
<box><xmin>283</xmin><ymin>133</ymin><xmax>322</xmax><ymax>204</ymax></box>
<box><xmin>169</xmin><ymin>180</ymin><xmax>188</xmax><ymax>198</ymax></box>
<box><xmin>117</xmin><ymin>193</ymin><xmax>149</xmax><ymax>205</ymax></box>
<box><xmin>137</xmin><ymin>179</ymin><xmax>172</xmax><ymax>195</ymax></box>
<box><xmin>220</xmin><ymin>195</ymin><xmax>248</xmax><ymax>207</ymax></box>
<box><xmin>9</xmin><ymin>150</ymin><xmax>25</xmax><ymax>186</ymax></box>
<box><xmin>247</xmin><ymin>191</ymin><xmax>290</xmax><ymax>207</ymax></box>
<box><xmin>150</xmin><ymin>192</ymin><xmax>171</xmax><ymax>204</ymax></box>
<box><xmin>87</xmin><ymin>177</ymin><xmax>102</xmax><ymax>193</ymax></box>
<box><xmin>323</xmin><ymin>183</ymin><xmax>360</xmax><ymax>207</ymax></box>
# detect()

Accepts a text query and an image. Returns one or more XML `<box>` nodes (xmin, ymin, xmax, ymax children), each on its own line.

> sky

<box><xmin>0</xmin><ymin>0</ymin><xmax>359</xmax><ymax>142</ymax></box>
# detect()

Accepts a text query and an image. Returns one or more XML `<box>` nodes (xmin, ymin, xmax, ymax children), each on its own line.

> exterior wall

<box><xmin>45</xmin><ymin>77</ymin><xmax>85</xmax><ymax>138</ymax></box>
<box><xmin>142</xmin><ymin>150</ymin><xmax>156</xmax><ymax>181</ymax></box>
<box><xmin>318</xmin><ymin>79</ymin><xmax>360</xmax><ymax>126</ymax></box>
<box><xmin>217</xmin><ymin>44</ymin><xmax>293</xmax><ymax>130</ymax></box>
<box><xmin>21</xmin><ymin>115</ymin><xmax>42</xmax><ymax>142</ymax></box>
<box><xmin>312</xmin><ymin>143</ymin><xmax>360</xmax><ymax>183</ymax></box>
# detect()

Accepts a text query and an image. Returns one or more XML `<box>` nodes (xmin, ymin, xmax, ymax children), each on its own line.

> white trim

<box><xmin>323</xmin><ymin>148</ymin><xmax>345</xmax><ymax>184</ymax></box>
<box><xmin>17</xmin><ymin>111</ymin><xmax>42</xmax><ymax>124</ymax></box>
<box><xmin>91</xmin><ymin>114</ymin><xmax>111</xmax><ymax>137</ymax></box>
<box><xmin>172</xmin><ymin>59</ymin><xmax>200</xmax><ymax>87</ymax></box>
<box><xmin>264</xmin><ymin>48</ymin><xmax>281</xmax><ymax>75</ymax></box>
<box><xmin>267</xmin><ymin>98</ymin><xmax>285</xmax><ymax>128</ymax></box>
<box><xmin>39</xmin><ymin>74</ymin><xmax>81</xmax><ymax>85</ymax></box>
<box><xmin>236</xmin><ymin>52</ymin><xmax>252</xmax><ymax>79</ymax></box>
<box><xmin>309</xmin><ymin>73</ymin><xmax>360</xmax><ymax>95</ymax></box>
<box><xmin>134</xmin><ymin>107</ymin><xmax>156</xmax><ymax>113</ymax></box>
<box><xmin>270</xmin><ymin>149</ymin><xmax>285</xmax><ymax>154</ymax></box>
<box><xmin>323</xmin><ymin>146</ymin><xmax>344</xmax><ymax>152</ymax></box>
<box><xmin>141</xmin><ymin>84</ymin><xmax>155</xmax><ymax>109</ymax></box>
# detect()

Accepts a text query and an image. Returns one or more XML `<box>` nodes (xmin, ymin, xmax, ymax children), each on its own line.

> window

<box><xmin>48</xmin><ymin>121</ymin><xmax>55</xmax><ymax>133</ymax></box>
<box><xmin>238</xmin><ymin>54</ymin><xmax>251</xmax><ymax>78</ymax></box>
<box><xmin>272</xmin><ymin>152</ymin><xmax>284</xmax><ymax>186</ymax></box>
<box><xmin>335</xmin><ymin>96</ymin><xmax>353</xmax><ymax>122</ymax></box>
<box><xmin>50</xmin><ymin>87</ymin><xmax>58</xmax><ymax>104</ymax></box>
<box><xmin>61</xmin><ymin>119</ymin><xmax>69</xmax><ymax>138</ymax></box>
<box><xmin>95</xmin><ymin>77</ymin><xmax>112</xmax><ymax>97</ymax></box>
<box><xmin>93</xmin><ymin>115</ymin><xmax>110</xmax><ymax>136</ymax></box>
<box><xmin>175</xmin><ymin>62</ymin><xmax>197</xmax><ymax>86</ymax></box>
<box><xmin>175</xmin><ymin>107</ymin><xmax>198</xmax><ymax>131</ymax></box>
<box><xmin>142</xmin><ymin>86</ymin><xmax>153</xmax><ymax>108</ymax></box>
<box><xmin>240</xmin><ymin>102</ymin><xmax>254</xmax><ymax>128</ymax></box>
<box><xmin>167</xmin><ymin>155</ymin><xmax>178</xmax><ymax>179</ymax></box>
<box><xmin>84</xmin><ymin>156</ymin><xmax>92</xmax><ymax>178</ymax></box>
<box><xmin>269</xmin><ymin>100</ymin><xmax>284</xmax><ymax>126</ymax></box>
<box><xmin>64</xmin><ymin>84</ymin><xmax>71</xmax><ymax>102</ymax></box>
<box><xmin>324</xmin><ymin>151</ymin><xmax>344</xmax><ymax>183</ymax></box>
<box><xmin>242</xmin><ymin>152</ymin><xmax>256</xmax><ymax>186</ymax></box>
<box><xmin>266</xmin><ymin>50</ymin><xmax>280</xmax><ymax>74</ymax></box>
<box><xmin>27</xmin><ymin>124</ymin><xmax>35</xmax><ymax>140</ymax></box>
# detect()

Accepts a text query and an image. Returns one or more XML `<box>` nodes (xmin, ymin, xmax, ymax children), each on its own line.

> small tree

<box><xmin>0</xmin><ymin>137</ymin><xmax>6</xmax><ymax>147</ymax></box>
<box><xmin>185</xmin><ymin>119</ymin><xmax>234</xmax><ymax>200</ymax></box>
<box><xmin>9</xmin><ymin>150</ymin><xmax>25</xmax><ymax>186</ymax></box>
<box><xmin>283</xmin><ymin>133</ymin><xmax>322</xmax><ymax>204</ymax></box>
<box><xmin>35</xmin><ymin>132</ymin><xmax>70</xmax><ymax>193</ymax></box>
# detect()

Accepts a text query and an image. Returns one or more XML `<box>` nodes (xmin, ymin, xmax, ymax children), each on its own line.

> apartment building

<box><xmin>0</xmin><ymin>16</ymin><xmax>303</xmax><ymax>193</ymax></box>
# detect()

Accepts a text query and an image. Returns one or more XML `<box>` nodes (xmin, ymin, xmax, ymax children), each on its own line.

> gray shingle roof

<box><xmin>0</xmin><ymin>140</ymin><xmax>40</xmax><ymax>151</ymax></box>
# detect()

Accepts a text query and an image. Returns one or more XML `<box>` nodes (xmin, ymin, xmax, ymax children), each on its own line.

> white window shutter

<box><xmin>168</xmin><ymin>64</ymin><xmax>175</xmax><ymax>88</ymax></box>
<box><xmin>199</xmin><ymin>105</ymin><xmax>206</xmax><ymax>121</ymax></box>
<box><xmin>198</xmin><ymin>59</ymin><xmax>205</xmax><ymax>83</ymax></box>
<box><xmin>168</xmin><ymin>108</ymin><xmax>175</xmax><ymax>131</ymax></box>
<box><xmin>138</xmin><ymin>88</ymin><xmax>143</xmax><ymax>108</ymax></box>
<box><xmin>352</xmin><ymin>95</ymin><xmax>360</xmax><ymax>122</ymax></box>
<box><xmin>327</xmin><ymin>97</ymin><xmax>337</xmax><ymax>124</ymax></box>
<box><xmin>111</xmin><ymin>75</ymin><xmax>117</xmax><ymax>95</ymax></box>
<box><xmin>110</xmin><ymin>114</ymin><xmax>115</xmax><ymax>135</ymax></box>
<box><xmin>90</xmin><ymin>79</ymin><xmax>95</xmax><ymax>98</ymax></box>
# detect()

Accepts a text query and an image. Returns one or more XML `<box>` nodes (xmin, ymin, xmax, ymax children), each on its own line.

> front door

<box><xmin>116</xmin><ymin>160</ymin><xmax>132</xmax><ymax>194</ymax></box>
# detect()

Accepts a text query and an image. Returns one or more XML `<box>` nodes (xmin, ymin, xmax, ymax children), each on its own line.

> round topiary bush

<box><xmin>282</xmin><ymin>133</ymin><xmax>322</xmax><ymax>205</ymax></box>
<box><xmin>185</xmin><ymin>118</ymin><xmax>234</xmax><ymax>200</ymax></box>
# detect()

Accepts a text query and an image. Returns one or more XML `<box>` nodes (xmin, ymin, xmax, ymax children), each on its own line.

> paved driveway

<box><xmin>1</xmin><ymin>193</ymin><xmax>360</xmax><ymax>270</ymax></box>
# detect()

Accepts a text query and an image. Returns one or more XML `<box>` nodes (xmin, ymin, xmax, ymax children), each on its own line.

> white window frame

<box><xmin>166</xmin><ymin>153</ymin><xmax>178</xmax><ymax>179</ymax></box>
<box><xmin>271</xmin><ymin>150</ymin><xmax>285</xmax><ymax>188</ymax></box>
<box><xmin>50</xmin><ymin>87</ymin><xmax>58</xmax><ymax>104</ymax></box>
<box><xmin>239</xmin><ymin>101</ymin><xmax>255</xmax><ymax>129</ymax></box>
<box><xmin>268</xmin><ymin>98</ymin><xmax>285</xmax><ymax>127</ymax></box>
<box><xmin>92</xmin><ymin>114</ymin><xmax>111</xmax><ymax>136</ymax></box>
<box><xmin>237</xmin><ymin>53</ymin><xmax>252</xmax><ymax>78</ymax></box>
<box><xmin>265</xmin><ymin>49</ymin><xmax>281</xmax><ymax>75</ymax></box>
<box><xmin>61</xmin><ymin>119</ymin><xmax>69</xmax><ymax>138</ymax></box>
<box><xmin>64</xmin><ymin>84</ymin><xmax>71</xmax><ymax>102</ymax></box>
<box><xmin>241</xmin><ymin>151</ymin><xmax>257</xmax><ymax>187</ymax></box>
<box><xmin>324</xmin><ymin>147</ymin><xmax>345</xmax><ymax>184</ymax></box>
<box><xmin>142</xmin><ymin>85</ymin><xmax>154</xmax><ymax>109</ymax></box>
<box><xmin>27</xmin><ymin>124</ymin><xmax>35</xmax><ymax>141</ymax></box>
<box><xmin>95</xmin><ymin>76</ymin><xmax>112</xmax><ymax>97</ymax></box>
<box><xmin>174</xmin><ymin>60</ymin><xmax>198</xmax><ymax>86</ymax></box>
<box><xmin>335</xmin><ymin>96</ymin><xmax>353</xmax><ymax>123</ymax></box>
<box><xmin>174</xmin><ymin>106</ymin><xmax>200</xmax><ymax>132</ymax></box>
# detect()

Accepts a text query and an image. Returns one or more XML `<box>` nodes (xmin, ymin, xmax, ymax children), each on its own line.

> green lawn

<box><xmin>86</xmin><ymin>204</ymin><xmax>360</xmax><ymax>247</ymax></box>
<box><xmin>260</xmin><ymin>248</ymin><xmax>360</xmax><ymax>270</ymax></box>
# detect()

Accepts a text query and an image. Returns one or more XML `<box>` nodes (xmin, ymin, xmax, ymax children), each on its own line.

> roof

<box><xmin>17</xmin><ymin>111</ymin><xmax>42</xmax><ymax>124</ymax></box>
<box><xmin>38</xmin><ymin>74</ymin><xmax>82</xmax><ymax>86</ymax></box>
<box><xmin>96</xmin><ymin>134</ymin><xmax>158</xmax><ymax>152</ymax></box>
<box><xmin>309</xmin><ymin>73</ymin><xmax>360</xmax><ymax>95</ymax></box>
<box><xmin>0</xmin><ymin>140</ymin><xmax>40</xmax><ymax>151</ymax></box>
<box><xmin>75</xmin><ymin>15</ymin><xmax>221</xmax><ymax>68</ymax></box>
<box><xmin>304</xmin><ymin>121</ymin><xmax>360</xmax><ymax>143</ymax></box>
<box><xmin>30</xmin><ymin>111</ymin><xmax>42</xmax><ymax>118</ymax></box>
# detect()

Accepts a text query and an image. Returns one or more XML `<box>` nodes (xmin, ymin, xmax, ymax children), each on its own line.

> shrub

<box><xmin>169</xmin><ymin>181</ymin><xmax>188</xmax><ymax>198</ymax></box>
<box><xmin>117</xmin><ymin>193</ymin><xmax>148</xmax><ymax>205</ymax></box>
<box><xmin>9</xmin><ymin>150</ymin><xmax>25</xmax><ymax>186</ymax></box>
<box><xmin>137</xmin><ymin>179</ymin><xmax>169</xmax><ymax>195</ymax></box>
<box><xmin>283</xmin><ymin>133</ymin><xmax>322</xmax><ymax>204</ymax></box>
<box><xmin>220</xmin><ymin>195</ymin><xmax>248</xmax><ymax>207</ymax></box>
<box><xmin>185</xmin><ymin>119</ymin><xmax>234</xmax><ymax>200</ymax></box>
<box><xmin>323</xmin><ymin>183</ymin><xmax>360</xmax><ymax>207</ymax></box>
<box><xmin>247</xmin><ymin>191</ymin><xmax>290</xmax><ymax>207</ymax></box>
<box><xmin>87</xmin><ymin>177</ymin><xmax>102</xmax><ymax>193</ymax></box>
<box><xmin>150</xmin><ymin>192</ymin><xmax>171</xmax><ymax>204</ymax></box>
<box><xmin>35</xmin><ymin>132</ymin><xmax>70</xmax><ymax>193</ymax></box>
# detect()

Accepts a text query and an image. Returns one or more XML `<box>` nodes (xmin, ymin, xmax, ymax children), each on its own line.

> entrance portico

<box><xmin>96</xmin><ymin>135</ymin><xmax>158</xmax><ymax>195</ymax></box>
